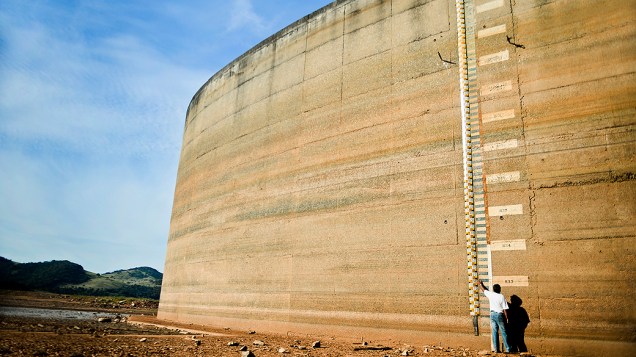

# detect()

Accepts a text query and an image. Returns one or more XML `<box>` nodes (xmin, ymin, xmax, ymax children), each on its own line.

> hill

<box><xmin>0</xmin><ymin>257</ymin><xmax>162</xmax><ymax>299</ymax></box>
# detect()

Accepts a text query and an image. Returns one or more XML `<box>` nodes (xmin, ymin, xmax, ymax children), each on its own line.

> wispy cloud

<box><xmin>0</xmin><ymin>0</ymin><xmax>200</xmax><ymax>271</ymax></box>
<box><xmin>0</xmin><ymin>2</ymin><xmax>207</xmax><ymax>158</ymax></box>
<box><xmin>0</xmin><ymin>0</ymin><xmax>333</xmax><ymax>273</ymax></box>
<box><xmin>0</xmin><ymin>148</ymin><xmax>176</xmax><ymax>272</ymax></box>
<box><xmin>227</xmin><ymin>0</ymin><xmax>270</xmax><ymax>34</ymax></box>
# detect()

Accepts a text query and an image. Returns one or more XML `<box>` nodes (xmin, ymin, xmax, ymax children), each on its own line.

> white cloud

<box><xmin>0</xmin><ymin>147</ymin><xmax>177</xmax><ymax>272</ymax></box>
<box><xmin>227</xmin><ymin>0</ymin><xmax>270</xmax><ymax>34</ymax></box>
<box><xmin>0</xmin><ymin>0</ymin><xmax>194</xmax><ymax>271</ymax></box>
<box><xmin>0</xmin><ymin>0</ymin><xmax>335</xmax><ymax>272</ymax></box>
<box><xmin>0</xmin><ymin>9</ymin><xmax>208</xmax><ymax>158</ymax></box>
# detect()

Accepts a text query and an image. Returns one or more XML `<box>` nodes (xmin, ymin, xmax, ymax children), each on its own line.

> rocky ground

<box><xmin>0</xmin><ymin>290</ymin><xmax>541</xmax><ymax>357</ymax></box>
<box><xmin>0</xmin><ymin>290</ymin><xmax>158</xmax><ymax>315</ymax></box>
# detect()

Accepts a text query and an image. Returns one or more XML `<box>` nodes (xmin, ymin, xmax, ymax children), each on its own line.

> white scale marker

<box><xmin>492</xmin><ymin>275</ymin><xmax>529</xmax><ymax>287</ymax></box>
<box><xmin>490</xmin><ymin>239</ymin><xmax>526</xmax><ymax>251</ymax></box>
<box><xmin>482</xmin><ymin>139</ymin><xmax>518</xmax><ymax>152</ymax></box>
<box><xmin>481</xmin><ymin>80</ymin><xmax>512</xmax><ymax>95</ymax></box>
<box><xmin>468</xmin><ymin>0</ymin><xmax>530</xmax><ymax>300</ymax></box>
<box><xmin>476</xmin><ymin>0</ymin><xmax>504</xmax><ymax>14</ymax></box>
<box><xmin>482</xmin><ymin>109</ymin><xmax>515</xmax><ymax>123</ymax></box>
<box><xmin>459</xmin><ymin>0</ymin><xmax>531</xmax><ymax>316</ymax></box>
<box><xmin>486</xmin><ymin>171</ymin><xmax>521</xmax><ymax>184</ymax></box>
<box><xmin>489</xmin><ymin>204</ymin><xmax>523</xmax><ymax>216</ymax></box>
<box><xmin>478</xmin><ymin>24</ymin><xmax>506</xmax><ymax>38</ymax></box>
<box><xmin>479</xmin><ymin>50</ymin><xmax>509</xmax><ymax>66</ymax></box>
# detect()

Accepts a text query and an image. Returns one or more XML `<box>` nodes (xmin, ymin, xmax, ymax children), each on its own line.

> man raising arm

<box><xmin>478</xmin><ymin>279</ymin><xmax>511</xmax><ymax>353</ymax></box>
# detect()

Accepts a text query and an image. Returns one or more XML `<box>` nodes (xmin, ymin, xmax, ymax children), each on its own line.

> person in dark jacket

<box><xmin>506</xmin><ymin>295</ymin><xmax>530</xmax><ymax>352</ymax></box>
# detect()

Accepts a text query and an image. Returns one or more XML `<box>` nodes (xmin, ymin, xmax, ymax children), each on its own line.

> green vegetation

<box><xmin>0</xmin><ymin>257</ymin><xmax>162</xmax><ymax>299</ymax></box>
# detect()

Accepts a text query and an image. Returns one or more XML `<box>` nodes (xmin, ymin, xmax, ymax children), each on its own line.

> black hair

<box><xmin>510</xmin><ymin>294</ymin><xmax>523</xmax><ymax>307</ymax></box>
<box><xmin>493</xmin><ymin>284</ymin><xmax>501</xmax><ymax>293</ymax></box>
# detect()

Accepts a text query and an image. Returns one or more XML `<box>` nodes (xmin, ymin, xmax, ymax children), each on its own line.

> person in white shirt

<box><xmin>479</xmin><ymin>279</ymin><xmax>511</xmax><ymax>353</ymax></box>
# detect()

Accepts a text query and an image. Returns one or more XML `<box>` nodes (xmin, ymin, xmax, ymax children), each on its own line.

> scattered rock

<box><xmin>73</xmin><ymin>326</ymin><xmax>80</xmax><ymax>330</ymax></box>
<box><xmin>401</xmin><ymin>349</ymin><xmax>410</xmax><ymax>356</ymax></box>
<box><xmin>240</xmin><ymin>346</ymin><xmax>248</xmax><ymax>351</ymax></box>
<box><xmin>312</xmin><ymin>340</ymin><xmax>321</xmax><ymax>348</ymax></box>
<box><xmin>241</xmin><ymin>350</ymin><xmax>256</xmax><ymax>357</ymax></box>
<box><xmin>97</xmin><ymin>317</ymin><xmax>111</xmax><ymax>323</ymax></box>
<box><xmin>228</xmin><ymin>341</ymin><xmax>240</xmax><ymax>346</ymax></box>
<box><xmin>478</xmin><ymin>351</ymin><xmax>491</xmax><ymax>355</ymax></box>
<box><xmin>253</xmin><ymin>340</ymin><xmax>265</xmax><ymax>346</ymax></box>
<box><xmin>139</xmin><ymin>338</ymin><xmax>147</xmax><ymax>342</ymax></box>
<box><xmin>248</xmin><ymin>330</ymin><xmax>256</xmax><ymax>334</ymax></box>
<box><xmin>37</xmin><ymin>324</ymin><xmax>44</xmax><ymax>328</ymax></box>
<box><xmin>278</xmin><ymin>347</ymin><xmax>288</xmax><ymax>353</ymax></box>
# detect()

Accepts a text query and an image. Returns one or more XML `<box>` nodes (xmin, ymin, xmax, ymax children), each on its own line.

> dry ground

<box><xmin>0</xmin><ymin>290</ymin><xmax>538</xmax><ymax>357</ymax></box>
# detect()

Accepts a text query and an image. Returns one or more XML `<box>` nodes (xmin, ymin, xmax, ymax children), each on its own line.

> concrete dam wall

<box><xmin>159</xmin><ymin>0</ymin><xmax>635</xmax><ymax>353</ymax></box>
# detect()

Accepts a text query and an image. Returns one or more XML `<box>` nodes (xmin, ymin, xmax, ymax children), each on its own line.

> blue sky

<box><xmin>0</xmin><ymin>0</ymin><xmax>332</xmax><ymax>273</ymax></box>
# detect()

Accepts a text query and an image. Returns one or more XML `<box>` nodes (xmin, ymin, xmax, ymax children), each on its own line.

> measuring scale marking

<box><xmin>482</xmin><ymin>109</ymin><xmax>515</xmax><ymax>123</ymax></box>
<box><xmin>478</xmin><ymin>24</ymin><xmax>506</xmax><ymax>38</ymax></box>
<box><xmin>490</xmin><ymin>239</ymin><xmax>527</xmax><ymax>251</ymax></box>
<box><xmin>486</xmin><ymin>171</ymin><xmax>521</xmax><ymax>184</ymax></box>
<box><xmin>478</xmin><ymin>50</ymin><xmax>509</xmax><ymax>66</ymax></box>
<box><xmin>489</xmin><ymin>204</ymin><xmax>523</xmax><ymax>216</ymax></box>
<box><xmin>476</xmin><ymin>0</ymin><xmax>504</xmax><ymax>14</ymax></box>
<box><xmin>482</xmin><ymin>138</ymin><xmax>518</xmax><ymax>152</ymax></box>
<box><xmin>492</xmin><ymin>276</ymin><xmax>529</xmax><ymax>287</ymax></box>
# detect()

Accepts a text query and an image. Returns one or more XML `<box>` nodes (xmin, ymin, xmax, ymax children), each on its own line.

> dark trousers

<box><xmin>507</xmin><ymin>327</ymin><xmax>527</xmax><ymax>352</ymax></box>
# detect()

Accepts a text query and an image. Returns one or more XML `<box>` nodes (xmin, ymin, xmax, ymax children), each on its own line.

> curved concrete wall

<box><xmin>159</xmin><ymin>0</ymin><xmax>635</xmax><ymax>353</ymax></box>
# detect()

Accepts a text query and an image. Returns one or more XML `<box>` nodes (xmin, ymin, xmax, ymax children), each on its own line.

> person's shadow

<box><xmin>506</xmin><ymin>295</ymin><xmax>530</xmax><ymax>352</ymax></box>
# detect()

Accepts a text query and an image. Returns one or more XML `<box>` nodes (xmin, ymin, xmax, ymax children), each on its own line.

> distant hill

<box><xmin>0</xmin><ymin>257</ymin><xmax>162</xmax><ymax>300</ymax></box>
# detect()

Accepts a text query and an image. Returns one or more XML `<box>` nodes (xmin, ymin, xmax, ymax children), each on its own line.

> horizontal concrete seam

<box><xmin>535</xmin><ymin>172</ymin><xmax>636</xmax><ymax>189</ymax></box>
<box><xmin>171</xmin><ymin>161</ymin><xmax>463</xmax><ymax>218</ymax></box>
<box><xmin>521</xmin><ymin>71</ymin><xmax>636</xmax><ymax>96</ymax></box>
<box><xmin>525</xmin><ymin>140</ymin><xmax>634</xmax><ymax>156</ymax></box>
<box><xmin>509</xmin><ymin>21</ymin><xmax>634</xmax><ymax>52</ymax></box>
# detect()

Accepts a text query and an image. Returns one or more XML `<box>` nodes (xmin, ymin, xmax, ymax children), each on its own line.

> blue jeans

<box><xmin>490</xmin><ymin>312</ymin><xmax>510</xmax><ymax>352</ymax></box>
